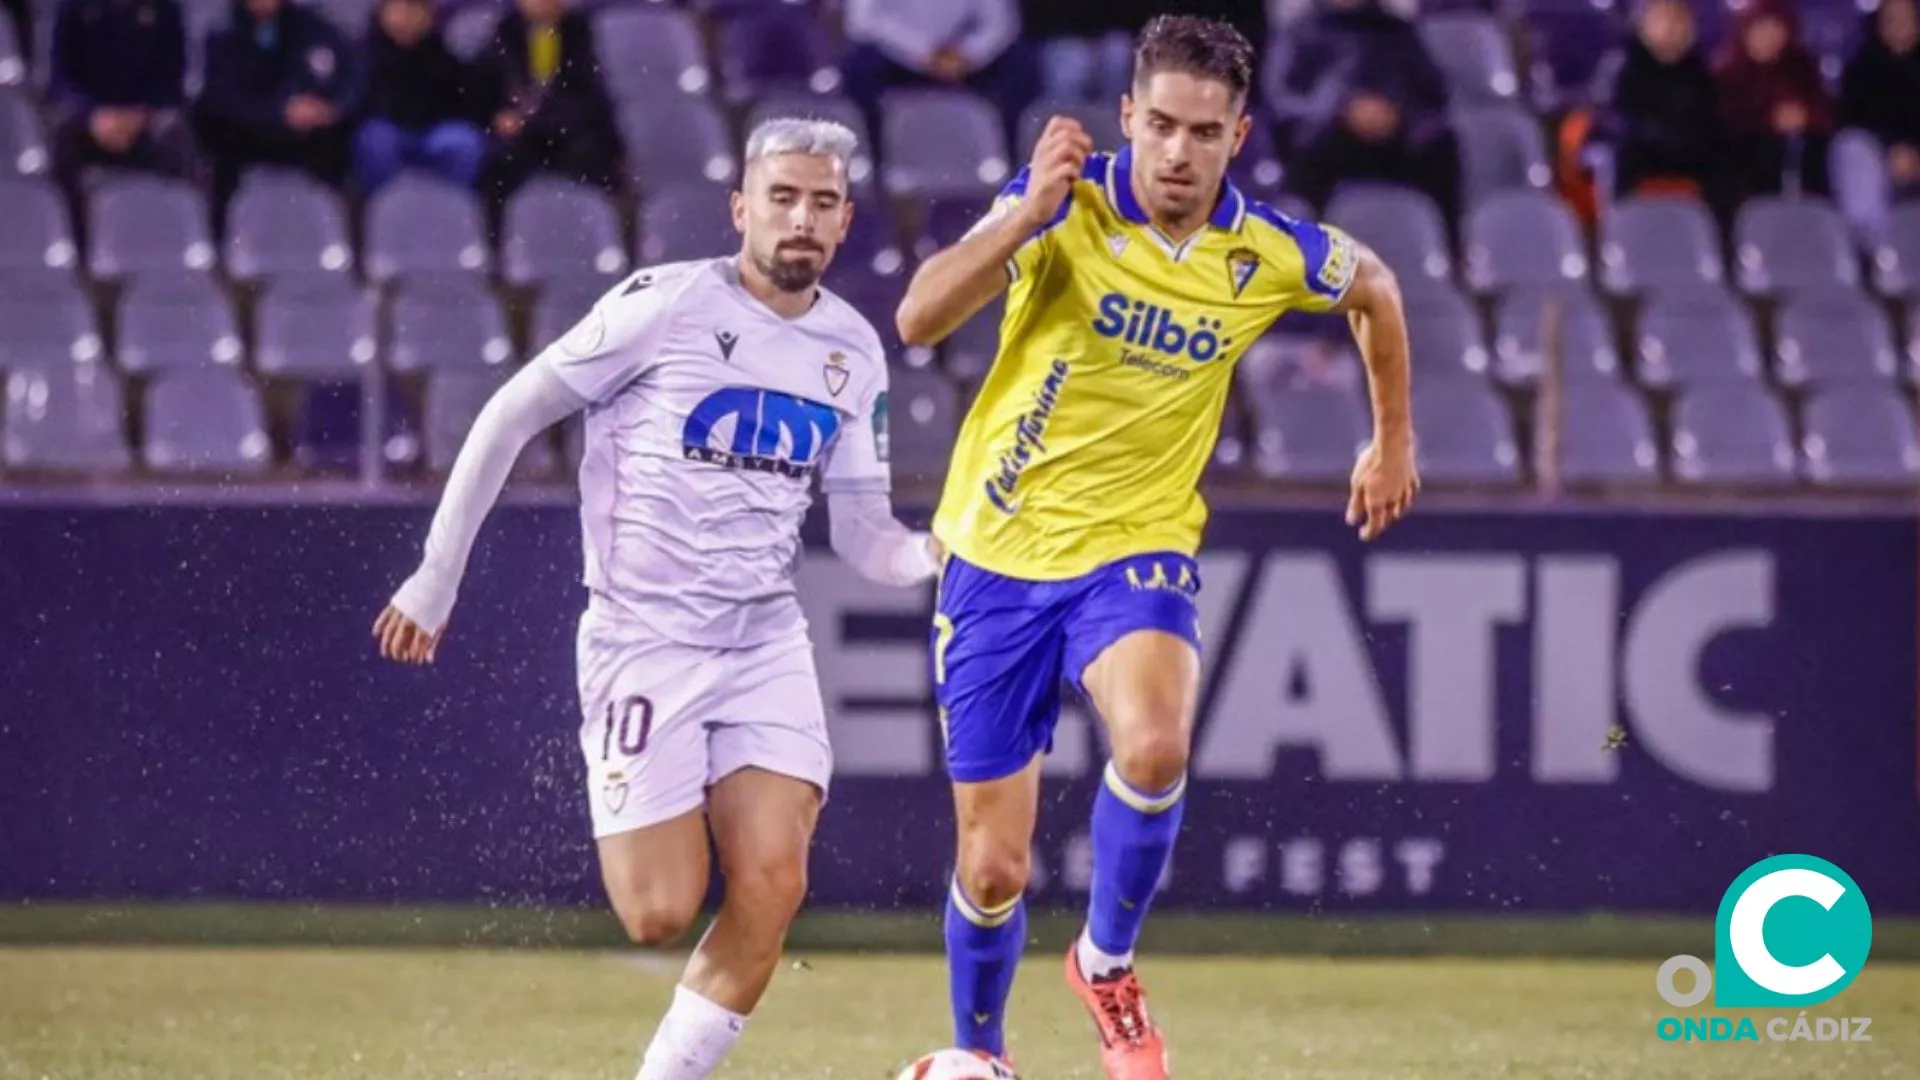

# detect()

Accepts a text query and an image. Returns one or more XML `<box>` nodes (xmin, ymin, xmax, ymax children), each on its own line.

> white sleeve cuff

<box><xmin>827</xmin><ymin>491</ymin><xmax>939</xmax><ymax>588</ymax></box>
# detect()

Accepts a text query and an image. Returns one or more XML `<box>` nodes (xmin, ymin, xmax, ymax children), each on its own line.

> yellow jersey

<box><xmin>931</xmin><ymin>146</ymin><xmax>1361</xmax><ymax>580</ymax></box>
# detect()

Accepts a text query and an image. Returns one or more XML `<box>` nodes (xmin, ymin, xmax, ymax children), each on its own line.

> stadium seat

<box><xmin>1228</xmin><ymin>119</ymin><xmax>1287</xmax><ymax>199</ymax></box>
<box><xmin>1492</xmin><ymin>284</ymin><xmax>1619</xmax><ymax>385</ymax></box>
<box><xmin>142</xmin><ymin>369</ymin><xmax>272</xmax><ymax>474</ymax></box>
<box><xmin>1801</xmin><ymin>385</ymin><xmax>1920</xmax><ymax>485</ymax></box>
<box><xmin>1634</xmin><ymin>287</ymin><xmax>1763</xmax><ymax>388</ymax></box>
<box><xmin>1910</xmin><ymin>300</ymin><xmax>1920</xmax><ymax>380</ymax></box>
<box><xmin>1017</xmin><ymin>100</ymin><xmax>1125</xmax><ymax>163</ymax></box>
<box><xmin>1420</xmin><ymin>13</ymin><xmax>1520</xmax><ymax>102</ymax></box>
<box><xmin>1873</xmin><ymin>203</ymin><xmax>1920</xmax><ymax>298</ymax></box>
<box><xmin>1264</xmin><ymin>192</ymin><xmax>1315</xmax><ymax>225</ymax></box>
<box><xmin>224</xmin><ymin>169</ymin><xmax>351</xmax><ymax>281</ymax></box>
<box><xmin>255</xmin><ymin>274</ymin><xmax>378</xmax><ymax>380</ymax></box>
<box><xmin>87</xmin><ymin>176</ymin><xmax>214</xmax><ymax>278</ymax></box>
<box><xmin>822</xmin><ymin>265</ymin><xmax>915</xmax><ymax>361</ymax></box>
<box><xmin>717</xmin><ymin>8</ymin><xmax>836</xmax><ymax>103</ymax></box>
<box><xmin>1464</xmin><ymin>189</ymin><xmax>1588</xmax><ymax>293</ymax></box>
<box><xmin>883</xmin><ymin>367</ymin><xmax>961</xmax><ymax>479</ymax></box>
<box><xmin>114</xmin><ymin>273</ymin><xmax>243</xmax><ymax>374</ymax></box>
<box><xmin>530</xmin><ymin>275</ymin><xmax>611</xmax><ymax>355</ymax></box>
<box><xmin>1669</xmin><ymin>383</ymin><xmax>1797</xmax><ymax>486</ymax></box>
<box><xmin>1404</xmin><ymin>286</ymin><xmax>1491</xmax><ymax>379</ymax></box>
<box><xmin>290</xmin><ymin>374</ymin><xmax>417</xmax><ymax>474</ymax></box>
<box><xmin>0</xmin><ymin>14</ymin><xmax>22</xmax><ymax>87</ymax></box>
<box><xmin>1242</xmin><ymin>377</ymin><xmax>1370</xmax><ymax>483</ymax></box>
<box><xmin>944</xmin><ymin>296</ymin><xmax>1004</xmax><ymax>381</ymax></box>
<box><xmin>744</xmin><ymin>94</ymin><xmax>876</xmax><ymax>191</ymax></box>
<box><xmin>1325</xmin><ymin>183</ymin><xmax>1452</xmax><ymax>293</ymax></box>
<box><xmin>2</xmin><ymin>363</ymin><xmax>130</xmax><ymax>471</ymax></box>
<box><xmin>1598</xmin><ymin>196</ymin><xmax>1724</xmax><ymax>295</ymax></box>
<box><xmin>1773</xmin><ymin>290</ymin><xmax>1901</xmax><ymax>388</ymax></box>
<box><xmin>0</xmin><ymin>90</ymin><xmax>45</xmax><ymax>176</ymax></box>
<box><xmin>1454</xmin><ymin>104</ymin><xmax>1550</xmax><ymax>208</ymax></box>
<box><xmin>386</xmin><ymin>274</ymin><xmax>514</xmax><ymax>374</ymax></box>
<box><xmin>1548</xmin><ymin>379</ymin><xmax>1660</xmax><ymax>485</ymax></box>
<box><xmin>501</xmin><ymin>178</ymin><xmax>627</xmax><ymax>287</ymax></box>
<box><xmin>880</xmin><ymin>89</ymin><xmax>1010</xmax><ymax>199</ymax></box>
<box><xmin>594</xmin><ymin>7</ymin><xmax>709</xmax><ymax>101</ymax></box>
<box><xmin>364</xmin><ymin>175</ymin><xmax>490</xmax><ymax>281</ymax></box>
<box><xmin>425</xmin><ymin>371</ymin><xmax>558</xmax><ymax>478</ymax></box>
<box><xmin>1733</xmin><ymin>198</ymin><xmax>1859</xmax><ymax>296</ymax></box>
<box><xmin>0</xmin><ymin>177</ymin><xmax>77</xmax><ymax>271</ymax></box>
<box><xmin>441</xmin><ymin>1</ymin><xmax>498</xmax><ymax>60</ymax></box>
<box><xmin>619</xmin><ymin>97</ymin><xmax>738</xmax><ymax>193</ymax></box>
<box><xmin>1410</xmin><ymin>378</ymin><xmax>1521</xmax><ymax>483</ymax></box>
<box><xmin>914</xmin><ymin>195</ymin><xmax>992</xmax><ymax>262</ymax></box>
<box><xmin>637</xmin><ymin>185</ymin><xmax>737</xmax><ymax>265</ymax></box>
<box><xmin>0</xmin><ymin>271</ymin><xmax>103</xmax><ymax>373</ymax></box>
<box><xmin>1210</xmin><ymin>387</ymin><xmax>1250</xmax><ymax>474</ymax></box>
<box><xmin>834</xmin><ymin>199</ymin><xmax>908</xmax><ymax>280</ymax></box>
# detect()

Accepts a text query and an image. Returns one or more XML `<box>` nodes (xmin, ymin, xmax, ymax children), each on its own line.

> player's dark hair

<box><xmin>1132</xmin><ymin>14</ymin><xmax>1256</xmax><ymax>103</ymax></box>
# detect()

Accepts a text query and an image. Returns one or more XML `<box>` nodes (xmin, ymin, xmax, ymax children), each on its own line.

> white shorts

<box><xmin>575</xmin><ymin>606</ymin><xmax>832</xmax><ymax>838</ymax></box>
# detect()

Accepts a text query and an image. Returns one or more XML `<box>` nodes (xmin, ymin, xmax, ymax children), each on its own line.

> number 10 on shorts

<box><xmin>602</xmin><ymin>695</ymin><xmax>654</xmax><ymax>760</ymax></box>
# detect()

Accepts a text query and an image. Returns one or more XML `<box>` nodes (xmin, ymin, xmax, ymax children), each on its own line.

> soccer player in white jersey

<box><xmin>370</xmin><ymin>118</ymin><xmax>940</xmax><ymax>1080</ymax></box>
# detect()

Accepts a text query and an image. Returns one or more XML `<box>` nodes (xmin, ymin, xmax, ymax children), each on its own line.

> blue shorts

<box><xmin>930</xmin><ymin>551</ymin><xmax>1203</xmax><ymax>783</ymax></box>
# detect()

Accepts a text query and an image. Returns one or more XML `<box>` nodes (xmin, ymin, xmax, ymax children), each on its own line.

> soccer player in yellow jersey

<box><xmin>894</xmin><ymin>14</ymin><xmax>1419</xmax><ymax>1079</ymax></box>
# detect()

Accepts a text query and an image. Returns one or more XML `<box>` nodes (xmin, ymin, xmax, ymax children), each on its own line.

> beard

<box><xmin>756</xmin><ymin>244</ymin><xmax>826</xmax><ymax>293</ymax></box>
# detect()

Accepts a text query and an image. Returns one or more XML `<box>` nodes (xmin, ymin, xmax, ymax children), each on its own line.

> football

<box><xmin>895</xmin><ymin>1047</ymin><xmax>1017</xmax><ymax>1080</ymax></box>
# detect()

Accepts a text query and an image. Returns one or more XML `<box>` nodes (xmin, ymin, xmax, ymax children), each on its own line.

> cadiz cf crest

<box><xmin>1227</xmin><ymin>247</ymin><xmax>1261</xmax><ymax>298</ymax></box>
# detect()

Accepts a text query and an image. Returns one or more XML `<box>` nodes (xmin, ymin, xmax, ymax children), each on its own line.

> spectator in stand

<box><xmin>195</xmin><ymin>0</ymin><xmax>361</xmax><ymax>212</ymax></box>
<box><xmin>1602</xmin><ymin>0</ymin><xmax>1721</xmax><ymax>202</ymax></box>
<box><xmin>474</xmin><ymin>0</ymin><xmax>623</xmax><ymax>202</ymax></box>
<box><xmin>841</xmin><ymin>0</ymin><xmax>1037</xmax><ymax>155</ymax></box>
<box><xmin>354</xmin><ymin>0</ymin><xmax>484</xmax><ymax>193</ymax></box>
<box><xmin>1714</xmin><ymin>0</ymin><xmax>1834</xmax><ymax>202</ymax></box>
<box><xmin>47</xmin><ymin>0</ymin><xmax>198</xmax><ymax>188</ymax></box>
<box><xmin>1840</xmin><ymin>0</ymin><xmax>1920</xmax><ymax>202</ymax></box>
<box><xmin>1270</xmin><ymin>0</ymin><xmax>1459</xmax><ymax>223</ymax></box>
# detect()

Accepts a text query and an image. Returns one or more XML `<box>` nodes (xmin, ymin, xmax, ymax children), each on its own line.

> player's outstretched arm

<box><xmin>1333</xmin><ymin>243</ymin><xmax>1420</xmax><ymax>541</ymax></box>
<box><xmin>826</xmin><ymin>491</ymin><xmax>941</xmax><ymax>587</ymax></box>
<box><xmin>373</xmin><ymin>361</ymin><xmax>584</xmax><ymax>663</ymax></box>
<box><xmin>894</xmin><ymin>116</ymin><xmax>1092</xmax><ymax>347</ymax></box>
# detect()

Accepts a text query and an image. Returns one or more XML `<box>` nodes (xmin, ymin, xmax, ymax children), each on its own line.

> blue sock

<box><xmin>1087</xmin><ymin>761</ymin><xmax>1187</xmax><ymax>957</ymax></box>
<box><xmin>945</xmin><ymin>878</ymin><xmax>1026</xmax><ymax>1056</ymax></box>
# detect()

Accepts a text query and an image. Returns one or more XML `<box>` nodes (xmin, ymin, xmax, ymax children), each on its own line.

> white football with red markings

<box><xmin>895</xmin><ymin>1047</ymin><xmax>1017</xmax><ymax>1080</ymax></box>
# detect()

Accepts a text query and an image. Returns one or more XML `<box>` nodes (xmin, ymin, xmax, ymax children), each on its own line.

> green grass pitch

<box><xmin>4</xmin><ymin>947</ymin><xmax>1917</xmax><ymax>1079</ymax></box>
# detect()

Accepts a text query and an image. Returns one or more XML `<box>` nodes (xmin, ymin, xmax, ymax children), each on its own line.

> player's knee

<box><xmin>726</xmin><ymin>855</ymin><xmax>809</xmax><ymax>924</ymax></box>
<box><xmin>1110</xmin><ymin>726</ymin><xmax>1190</xmax><ymax>795</ymax></box>
<box><xmin>956</xmin><ymin>839</ymin><xmax>1030</xmax><ymax>911</ymax></box>
<box><xmin>614</xmin><ymin>894</ymin><xmax>700</xmax><ymax>947</ymax></box>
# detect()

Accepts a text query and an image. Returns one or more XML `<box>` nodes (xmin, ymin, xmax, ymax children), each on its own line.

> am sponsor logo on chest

<box><xmin>680</xmin><ymin>386</ymin><xmax>842</xmax><ymax>478</ymax></box>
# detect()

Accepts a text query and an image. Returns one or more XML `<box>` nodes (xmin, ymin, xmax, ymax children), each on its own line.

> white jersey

<box><xmin>538</xmin><ymin>257</ymin><xmax>893</xmax><ymax>649</ymax></box>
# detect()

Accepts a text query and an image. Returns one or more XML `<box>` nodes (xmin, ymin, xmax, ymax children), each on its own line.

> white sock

<box><xmin>1077</xmin><ymin>927</ymin><xmax>1134</xmax><ymax>981</ymax></box>
<box><xmin>635</xmin><ymin>985</ymin><xmax>747</xmax><ymax>1080</ymax></box>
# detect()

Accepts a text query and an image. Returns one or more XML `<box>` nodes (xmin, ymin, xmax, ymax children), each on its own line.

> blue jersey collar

<box><xmin>1105</xmin><ymin>145</ymin><xmax>1247</xmax><ymax>233</ymax></box>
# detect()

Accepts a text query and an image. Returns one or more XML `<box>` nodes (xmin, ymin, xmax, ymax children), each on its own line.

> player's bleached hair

<box><xmin>743</xmin><ymin>117</ymin><xmax>860</xmax><ymax>176</ymax></box>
